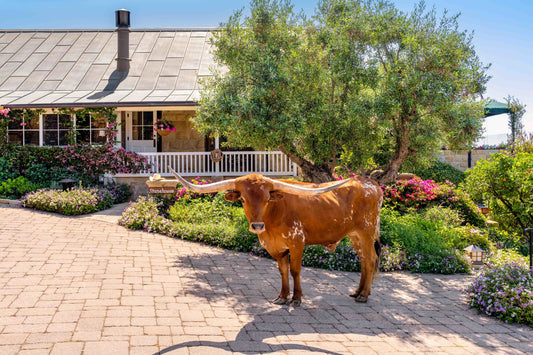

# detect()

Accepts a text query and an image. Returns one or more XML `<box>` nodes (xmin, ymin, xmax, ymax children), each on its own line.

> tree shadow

<box><xmin>154</xmin><ymin>248</ymin><xmax>531</xmax><ymax>354</ymax></box>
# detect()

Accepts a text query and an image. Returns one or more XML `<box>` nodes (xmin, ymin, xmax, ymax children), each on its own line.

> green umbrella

<box><xmin>484</xmin><ymin>100</ymin><xmax>509</xmax><ymax>117</ymax></box>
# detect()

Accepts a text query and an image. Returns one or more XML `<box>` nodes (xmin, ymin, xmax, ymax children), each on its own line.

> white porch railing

<box><xmin>138</xmin><ymin>151</ymin><xmax>299</xmax><ymax>177</ymax></box>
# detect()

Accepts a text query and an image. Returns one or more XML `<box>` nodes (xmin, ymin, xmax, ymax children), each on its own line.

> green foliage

<box><xmin>0</xmin><ymin>156</ymin><xmax>18</xmax><ymax>181</ymax></box>
<box><xmin>195</xmin><ymin>0</ymin><xmax>488</xmax><ymax>182</ymax></box>
<box><xmin>0</xmin><ymin>177</ymin><xmax>40</xmax><ymax>199</ymax></box>
<box><xmin>380</xmin><ymin>207</ymin><xmax>470</xmax><ymax>273</ymax></box>
<box><xmin>420</xmin><ymin>206</ymin><xmax>463</xmax><ymax>227</ymax></box>
<box><xmin>463</xmin><ymin>151</ymin><xmax>533</xmax><ymax>235</ymax></box>
<box><xmin>407</xmin><ymin>159</ymin><xmax>466</xmax><ymax>185</ymax></box>
<box><xmin>465</xmin><ymin>263</ymin><xmax>533</xmax><ymax>327</ymax></box>
<box><xmin>168</xmin><ymin>193</ymin><xmax>243</xmax><ymax>224</ymax></box>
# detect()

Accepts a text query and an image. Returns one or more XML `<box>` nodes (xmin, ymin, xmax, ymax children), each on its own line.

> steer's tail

<box><xmin>373</xmin><ymin>239</ymin><xmax>381</xmax><ymax>277</ymax></box>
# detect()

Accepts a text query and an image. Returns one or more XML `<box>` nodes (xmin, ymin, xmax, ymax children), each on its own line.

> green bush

<box><xmin>409</xmin><ymin>158</ymin><xmax>466</xmax><ymax>185</ymax></box>
<box><xmin>0</xmin><ymin>156</ymin><xmax>18</xmax><ymax>181</ymax></box>
<box><xmin>380</xmin><ymin>207</ymin><xmax>470</xmax><ymax>273</ymax></box>
<box><xmin>420</xmin><ymin>206</ymin><xmax>463</xmax><ymax>227</ymax></box>
<box><xmin>0</xmin><ymin>176</ymin><xmax>40</xmax><ymax>199</ymax></box>
<box><xmin>463</xmin><ymin>151</ymin><xmax>533</xmax><ymax>235</ymax></box>
<box><xmin>465</xmin><ymin>263</ymin><xmax>533</xmax><ymax>326</ymax></box>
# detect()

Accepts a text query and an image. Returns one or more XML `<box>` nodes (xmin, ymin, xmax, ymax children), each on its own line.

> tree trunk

<box><xmin>279</xmin><ymin>146</ymin><xmax>334</xmax><ymax>183</ymax></box>
<box><xmin>372</xmin><ymin>124</ymin><xmax>412</xmax><ymax>185</ymax></box>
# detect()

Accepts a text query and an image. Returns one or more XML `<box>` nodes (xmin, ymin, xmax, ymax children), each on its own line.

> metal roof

<box><xmin>0</xmin><ymin>29</ymin><xmax>218</xmax><ymax>108</ymax></box>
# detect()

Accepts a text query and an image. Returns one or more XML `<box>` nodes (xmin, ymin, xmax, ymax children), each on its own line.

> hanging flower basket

<box><xmin>154</xmin><ymin>118</ymin><xmax>176</xmax><ymax>136</ymax></box>
<box><xmin>157</xmin><ymin>129</ymin><xmax>171</xmax><ymax>136</ymax></box>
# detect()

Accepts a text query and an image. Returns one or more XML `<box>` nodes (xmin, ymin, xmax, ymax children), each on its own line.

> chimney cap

<box><xmin>115</xmin><ymin>9</ymin><xmax>130</xmax><ymax>28</ymax></box>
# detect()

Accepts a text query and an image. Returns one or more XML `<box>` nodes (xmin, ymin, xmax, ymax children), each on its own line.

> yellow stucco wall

<box><xmin>160</xmin><ymin>111</ymin><xmax>205</xmax><ymax>152</ymax></box>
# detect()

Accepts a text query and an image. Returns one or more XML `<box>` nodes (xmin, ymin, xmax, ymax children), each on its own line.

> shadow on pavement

<box><xmin>153</xmin><ymin>248</ymin><xmax>530</xmax><ymax>354</ymax></box>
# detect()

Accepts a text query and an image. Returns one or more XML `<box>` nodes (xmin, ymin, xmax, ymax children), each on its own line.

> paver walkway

<box><xmin>0</xmin><ymin>204</ymin><xmax>532</xmax><ymax>354</ymax></box>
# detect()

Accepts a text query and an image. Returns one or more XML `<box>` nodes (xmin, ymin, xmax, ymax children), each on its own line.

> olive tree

<box><xmin>195</xmin><ymin>0</ymin><xmax>490</xmax><ymax>183</ymax></box>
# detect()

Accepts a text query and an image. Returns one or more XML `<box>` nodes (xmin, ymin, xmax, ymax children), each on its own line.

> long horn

<box><xmin>169</xmin><ymin>167</ymin><xmax>235</xmax><ymax>193</ymax></box>
<box><xmin>269</xmin><ymin>178</ymin><xmax>350</xmax><ymax>195</ymax></box>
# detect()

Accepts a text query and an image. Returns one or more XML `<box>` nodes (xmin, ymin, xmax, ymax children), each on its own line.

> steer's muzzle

<box><xmin>250</xmin><ymin>222</ymin><xmax>265</xmax><ymax>234</ymax></box>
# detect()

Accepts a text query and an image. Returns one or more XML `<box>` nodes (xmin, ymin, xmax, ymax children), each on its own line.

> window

<box><xmin>43</xmin><ymin>114</ymin><xmax>70</xmax><ymax>146</ymax></box>
<box><xmin>7</xmin><ymin>115</ymin><xmax>40</xmax><ymax>146</ymax></box>
<box><xmin>6</xmin><ymin>111</ymin><xmax>111</xmax><ymax>146</ymax></box>
<box><xmin>76</xmin><ymin>114</ymin><xmax>106</xmax><ymax>145</ymax></box>
<box><xmin>131</xmin><ymin>111</ymin><xmax>155</xmax><ymax>140</ymax></box>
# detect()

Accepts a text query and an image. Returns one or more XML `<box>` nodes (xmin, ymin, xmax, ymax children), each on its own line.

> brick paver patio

<box><xmin>0</xmin><ymin>204</ymin><xmax>532</xmax><ymax>354</ymax></box>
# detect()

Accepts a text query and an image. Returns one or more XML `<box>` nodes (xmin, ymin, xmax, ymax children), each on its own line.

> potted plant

<box><xmin>154</xmin><ymin>118</ymin><xmax>176</xmax><ymax>136</ymax></box>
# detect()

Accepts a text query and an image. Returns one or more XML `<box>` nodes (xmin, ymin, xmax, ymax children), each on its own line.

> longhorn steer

<box><xmin>170</xmin><ymin>168</ymin><xmax>383</xmax><ymax>306</ymax></box>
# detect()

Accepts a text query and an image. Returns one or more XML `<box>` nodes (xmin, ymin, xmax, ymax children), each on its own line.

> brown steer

<box><xmin>170</xmin><ymin>168</ymin><xmax>382</xmax><ymax>306</ymax></box>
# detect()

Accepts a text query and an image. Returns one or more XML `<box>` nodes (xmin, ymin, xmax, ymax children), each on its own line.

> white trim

<box><xmin>39</xmin><ymin>113</ymin><xmax>43</xmax><ymax>146</ymax></box>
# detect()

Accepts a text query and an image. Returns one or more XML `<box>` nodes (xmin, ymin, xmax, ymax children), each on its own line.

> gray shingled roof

<box><xmin>0</xmin><ymin>29</ymin><xmax>217</xmax><ymax>108</ymax></box>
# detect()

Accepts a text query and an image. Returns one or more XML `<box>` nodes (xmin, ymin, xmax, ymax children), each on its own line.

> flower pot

<box><xmin>157</xmin><ymin>129</ymin><xmax>171</xmax><ymax>137</ymax></box>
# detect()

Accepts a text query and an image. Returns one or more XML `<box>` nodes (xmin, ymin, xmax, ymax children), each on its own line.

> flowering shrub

<box><xmin>465</xmin><ymin>263</ymin><xmax>533</xmax><ymax>326</ymax></box>
<box><xmin>0</xmin><ymin>106</ymin><xmax>9</xmax><ymax>117</ymax></box>
<box><xmin>0</xmin><ymin>145</ymin><xmax>149</xmax><ymax>185</ymax></box>
<box><xmin>54</xmin><ymin>144</ymin><xmax>150</xmax><ymax>179</ymax></box>
<box><xmin>382</xmin><ymin>178</ymin><xmax>486</xmax><ymax>227</ymax></box>
<box><xmin>100</xmin><ymin>183</ymin><xmax>132</xmax><ymax>204</ymax></box>
<box><xmin>484</xmin><ymin>249</ymin><xmax>528</xmax><ymax>268</ymax></box>
<box><xmin>22</xmin><ymin>184</ymin><xmax>130</xmax><ymax>215</ymax></box>
<box><xmin>23</xmin><ymin>187</ymin><xmax>114</xmax><ymax>215</ymax></box>
<box><xmin>154</xmin><ymin>118</ymin><xmax>176</xmax><ymax>132</ymax></box>
<box><xmin>175</xmin><ymin>177</ymin><xmax>218</xmax><ymax>201</ymax></box>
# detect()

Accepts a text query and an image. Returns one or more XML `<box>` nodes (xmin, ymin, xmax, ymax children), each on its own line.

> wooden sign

<box><xmin>148</xmin><ymin>186</ymin><xmax>176</xmax><ymax>194</ymax></box>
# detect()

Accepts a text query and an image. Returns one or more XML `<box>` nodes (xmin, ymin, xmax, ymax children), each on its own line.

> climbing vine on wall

<box><xmin>0</xmin><ymin>107</ymin><xmax>44</xmax><ymax>148</ymax></box>
<box><xmin>54</xmin><ymin>107</ymin><xmax>119</xmax><ymax>146</ymax></box>
<box><xmin>1</xmin><ymin>106</ymin><xmax>118</xmax><ymax>147</ymax></box>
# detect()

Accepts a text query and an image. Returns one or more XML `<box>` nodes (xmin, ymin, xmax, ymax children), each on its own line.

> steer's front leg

<box><xmin>272</xmin><ymin>251</ymin><xmax>290</xmax><ymax>305</ymax></box>
<box><xmin>289</xmin><ymin>247</ymin><xmax>304</xmax><ymax>307</ymax></box>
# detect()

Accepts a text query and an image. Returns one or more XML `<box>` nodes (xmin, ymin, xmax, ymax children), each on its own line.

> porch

<box><xmin>113</xmin><ymin>150</ymin><xmax>299</xmax><ymax>197</ymax></box>
<box><xmin>136</xmin><ymin>150</ymin><xmax>298</xmax><ymax>177</ymax></box>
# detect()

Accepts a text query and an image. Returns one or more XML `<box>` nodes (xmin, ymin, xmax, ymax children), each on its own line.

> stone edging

<box><xmin>0</xmin><ymin>198</ymin><xmax>22</xmax><ymax>207</ymax></box>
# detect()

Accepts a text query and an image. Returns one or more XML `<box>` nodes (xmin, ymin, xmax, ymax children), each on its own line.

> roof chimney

<box><xmin>115</xmin><ymin>9</ymin><xmax>131</xmax><ymax>72</ymax></box>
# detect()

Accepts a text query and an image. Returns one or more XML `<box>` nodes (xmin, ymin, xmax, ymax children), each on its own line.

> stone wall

<box><xmin>161</xmin><ymin>111</ymin><xmax>205</xmax><ymax>152</ymax></box>
<box><xmin>437</xmin><ymin>149</ymin><xmax>502</xmax><ymax>171</ymax></box>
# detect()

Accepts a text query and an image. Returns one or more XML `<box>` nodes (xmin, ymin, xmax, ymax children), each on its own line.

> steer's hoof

<box><xmin>349</xmin><ymin>291</ymin><xmax>360</xmax><ymax>299</ymax></box>
<box><xmin>271</xmin><ymin>297</ymin><xmax>289</xmax><ymax>305</ymax></box>
<box><xmin>289</xmin><ymin>299</ymin><xmax>301</xmax><ymax>307</ymax></box>
<box><xmin>353</xmin><ymin>294</ymin><xmax>368</xmax><ymax>303</ymax></box>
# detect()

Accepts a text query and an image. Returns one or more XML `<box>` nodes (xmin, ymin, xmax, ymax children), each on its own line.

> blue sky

<box><xmin>2</xmin><ymin>0</ymin><xmax>532</xmax><ymax>143</ymax></box>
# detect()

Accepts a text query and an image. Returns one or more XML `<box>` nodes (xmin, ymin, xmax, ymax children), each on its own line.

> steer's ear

<box><xmin>224</xmin><ymin>190</ymin><xmax>241</xmax><ymax>202</ymax></box>
<box><xmin>269</xmin><ymin>191</ymin><xmax>284</xmax><ymax>201</ymax></box>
